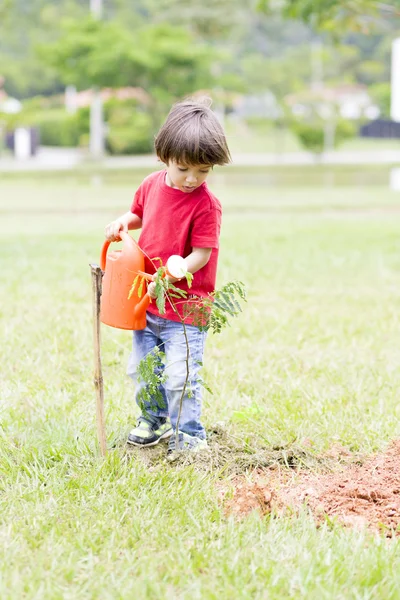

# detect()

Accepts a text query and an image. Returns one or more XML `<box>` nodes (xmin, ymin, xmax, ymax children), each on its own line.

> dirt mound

<box><xmin>221</xmin><ymin>441</ymin><xmax>400</xmax><ymax>536</ymax></box>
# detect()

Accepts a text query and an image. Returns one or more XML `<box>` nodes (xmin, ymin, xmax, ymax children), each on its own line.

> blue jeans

<box><xmin>127</xmin><ymin>313</ymin><xmax>207</xmax><ymax>439</ymax></box>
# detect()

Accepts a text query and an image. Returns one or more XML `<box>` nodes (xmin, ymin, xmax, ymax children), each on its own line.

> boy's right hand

<box><xmin>104</xmin><ymin>219</ymin><xmax>127</xmax><ymax>241</ymax></box>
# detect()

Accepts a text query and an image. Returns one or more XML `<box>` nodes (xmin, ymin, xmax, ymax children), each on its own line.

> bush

<box><xmin>2</xmin><ymin>96</ymin><xmax>155</xmax><ymax>153</ymax></box>
<box><xmin>2</xmin><ymin>106</ymin><xmax>89</xmax><ymax>147</ymax></box>
<box><xmin>290</xmin><ymin>122</ymin><xmax>325</xmax><ymax>154</ymax></box>
<box><xmin>290</xmin><ymin>118</ymin><xmax>356</xmax><ymax>154</ymax></box>
<box><xmin>105</xmin><ymin>100</ymin><xmax>154</xmax><ymax>155</ymax></box>
<box><xmin>33</xmin><ymin>109</ymin><xmax>86</xmax><ymax>146</ymax></box>
<box><xmin>369</xmin><ymin>83</ymin><xmax>390</xmax><ymax>119</ymax></box>
<box><xmin>334</xmin><ymin>119</ymin><xmax>356</xmax><ymax>146</ymax></box>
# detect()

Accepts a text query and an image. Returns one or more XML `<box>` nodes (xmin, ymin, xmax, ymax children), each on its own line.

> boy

<box><xmin>104</xmin><ymin>98</ymin><xmax>231</xmax><ymax>452</ymax></box>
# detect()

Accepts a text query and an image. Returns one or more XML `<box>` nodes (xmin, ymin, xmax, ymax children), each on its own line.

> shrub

<box><xmin>334</xmin><ymin>119</ymin><xmax>356</xmax><ymax>146</ymax></box>
<box><xmin>105</xmin><ymin>100</ymin><xmax>154</xmax><ymax>155</ymax></box>
<box><xmin>369</xmin><ymin>83</ymin><xmax>390</xmax><ymax>119</ymax></box>
<box><xmin>2</xmin><ymin>96</ymin><xmax>155</xmax><ymax>153</ymax></box>
<box><xmin>32</xmin><ymin>109</ymin><xmax>84</xmax><ymax>146</ymax></box>
<box><xmin>290</xmin><ymin>118</ymin><xmax>356</xmax><ymax>154</ymax></box>
<box><xmin>2</xmin><ymin>106</ymin><xmax>89</xmax><ymax>147</ymax></box>
<box><xmin>290</xmin><ymin>122</ymin><xmax>325</xmax><ymax>154</ymax></box>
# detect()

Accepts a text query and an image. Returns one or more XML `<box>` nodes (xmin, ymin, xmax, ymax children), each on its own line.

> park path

<box><xmin>1</xmin><ymin>146</ymin><xmax>400</xmax><ymax>172</ymax></box>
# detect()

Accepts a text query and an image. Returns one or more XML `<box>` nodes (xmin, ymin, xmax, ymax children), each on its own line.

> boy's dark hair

<box><xmin>155</xmin><ymin>98</ymin><xmax>231</xmax><ymax>166</ymax></box>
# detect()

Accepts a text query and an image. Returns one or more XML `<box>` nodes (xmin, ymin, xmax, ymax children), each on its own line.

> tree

<box><xmin>139</xmin><ymin>0</ymin><xmax>247</xmax><ymax>41</ymax></box>
<box><xmin>257</xmin><ymin>0</ymin><xmax>400</xmax><ymax>33</ymax></box>
<box><xmin>131</xmin><ymin>263</ymin><xmax>246</xmax><ymax>453</ymax></box>
<box><xmin>38</xmin><ymin>16</ymin><xmax>217</xmax><ymax>148</ymax></box>
<box><xmin>0</xmin><ymin>0</ymin><xmax>87</xmax><ymax>97</ymax></box>
<box><xmin>41</xmin><ymin>18</ymin><xmax>215</xmax><ymax>101</ymax></box>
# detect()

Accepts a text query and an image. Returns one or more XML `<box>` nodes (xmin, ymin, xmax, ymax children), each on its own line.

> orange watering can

<box><xmin>100</xmin><ymin>231</ymin><xmax>151</xmax><ymax>330</ymax></box>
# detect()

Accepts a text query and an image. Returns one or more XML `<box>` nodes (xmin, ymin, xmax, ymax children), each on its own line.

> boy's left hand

<box><xmin>147</xmin><ymin>281</ymin><xmax>157</xmax><ymax>299</ymax></box>
<box><xmin>147</xmin><ymin>274</ymin><xmax>177</xmax><ymax>300</ymax></box>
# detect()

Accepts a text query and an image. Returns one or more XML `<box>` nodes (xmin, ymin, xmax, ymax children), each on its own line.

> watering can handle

<box><xmin>100</xmin><ymin>231</ymin><xmax>135</xmax><ymax>271</ymax></box>
<box><xmin>100</xmin><ymin>240</ymin><xmax>111</xmax><ymax>271</ymax></box>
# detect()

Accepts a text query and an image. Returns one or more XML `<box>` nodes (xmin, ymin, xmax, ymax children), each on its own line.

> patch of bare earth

<box><xmin>220</xmin><ymin>441</ymin><xmax>400</xmax><ymax>536</ymax></box>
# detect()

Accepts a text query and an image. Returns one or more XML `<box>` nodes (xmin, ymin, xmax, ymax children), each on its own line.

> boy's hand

<box><xmin>105</xmin><ymin>220</ymin><xmax>127</xmax><ymax>241</ymax></box>
<box><xmin>147</xmin><ymin>273</ymin><xmax>178</xmax><ymax>300</ymax></box>
<box><xmin>147</xmin><ymin>281</ymin><xmax>157</xmax><ymax>299</ymax></box>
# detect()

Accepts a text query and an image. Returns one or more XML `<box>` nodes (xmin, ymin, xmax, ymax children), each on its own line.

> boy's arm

<box><xmin>183</xmin><ymin>247</ymin><xmax>212</xmax><ymax>276</ymax></box>
<box><xmin>105</xmin><ymin>211</ymin><xmax>142</xmax><ymax>241</ymax></box>
<box><xmin>166</xmin><ymin>247</ymin><xmax>212</xmax><ymax>283</ymax></box>
<box><xmin>148</xmin><ymin>248</ymin><xmax>212</xmax><ymax>298</ymax></box>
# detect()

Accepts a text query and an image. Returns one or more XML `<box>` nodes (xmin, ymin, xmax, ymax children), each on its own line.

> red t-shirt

<box><xmin>130</xmin><ymin>169</ymin><xmax>222</xmax><ymax>324</ymax></box>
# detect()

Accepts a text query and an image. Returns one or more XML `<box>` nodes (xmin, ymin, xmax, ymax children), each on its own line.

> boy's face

<box><xmin>165</xmin><ymin>161</ymin><xmax>212</xmax><ymax>193</ymax></box>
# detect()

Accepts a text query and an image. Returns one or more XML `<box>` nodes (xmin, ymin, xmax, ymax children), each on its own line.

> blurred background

<box><xmin>0</xmin><ymin>0</ymin><xmax>399</xmax><ymax>173</ymax></box>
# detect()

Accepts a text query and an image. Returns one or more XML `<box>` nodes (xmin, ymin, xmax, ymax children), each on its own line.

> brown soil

<box><xmin>220</xmin><ymin>440</ymin><xmax>400</xmax><ymax>536</ymax></box>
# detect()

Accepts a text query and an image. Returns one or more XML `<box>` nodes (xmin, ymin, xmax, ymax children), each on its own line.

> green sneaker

<box><xmin>168</xmin><ymin>432</ymin><xmax>209</xmax><ymax>453</ymax></box>
<box><xmin>127</xmin><ymin>417</ymin><xmax>173</xmax><ymax>447</ymax></box>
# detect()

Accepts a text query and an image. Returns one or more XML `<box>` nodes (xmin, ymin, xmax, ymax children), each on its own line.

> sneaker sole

<box><xmin>127</xmin><ymin>428</ymin><xmax>173</xmax><ymax>447</ymax></box>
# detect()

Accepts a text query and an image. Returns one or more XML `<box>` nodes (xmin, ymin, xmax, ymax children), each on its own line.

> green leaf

<box><xmin>128</xmin><ymin>274</ymin><xmax>139</xmax><ymax>300</ymax></box>
<box><xmin>185</xmin><ymin>272</ymin><xmax>193</xmax><ymax>288</ymax></box>
<box><xmin>138</xmin><ymin>277</ymin><xmax>144</xmax><ymax>298</ymax></box>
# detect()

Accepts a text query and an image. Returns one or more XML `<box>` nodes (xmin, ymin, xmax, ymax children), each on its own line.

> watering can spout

<box><xmin>132</xmin><ymin>292</ymin><xmax>151</xmax><ymax>325</ymax></box>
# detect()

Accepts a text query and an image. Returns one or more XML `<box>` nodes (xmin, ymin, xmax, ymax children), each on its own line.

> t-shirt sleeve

<box><xmin>130</xmin><ymin>184</ymin><xmax>144</xmax><ymax>219</ymax></box>
<box><xmin>190</xmin><ymin>205</ymin><xmax>221</xmax><ymax>249</ymax></box>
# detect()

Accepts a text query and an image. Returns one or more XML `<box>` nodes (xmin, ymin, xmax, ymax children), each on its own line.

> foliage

<box><xmin>106</xmin><ymin>119</ymin><xmax>153</xmax><ymax>155</ymax></box>
<box><xmin>35</xmin><ymin>111</ymin><xmax>82</xmax><ymax>147</ymax></box>
<box><xmin>129</xmin><ymin>259</ymin><xmax>246</xmax><ymax>434</ymax></box>
<box><xmin>142</xmin><ymin>0</ymin><xmax>247</xmax><ymax>40</ymax></box>
<box><xmin>38</xmin><ymin>17</ymin><xmax>139</xmax><ymax>90</ymax></box>
<box><xmin>240</xmin><ymin>50</ymin><xmax>311</xmax><ymax>100</ymax></box>
<box><xmin>334</xmin><ymin>119</ymin><xmax>357</xmax><ymax>145</ymax></box>
<box><xmin>290</xmin><ymin>118</ymin><xmax>356</xmax><ymax>154</ymax></box>
<box><xmin>134</xmin><ymin>261</ymin><xmax>246</xmax><ymax>335</ymax></box>
<box><xmin>2</xmin><ymin>96</ymin><xmax>155</xmax><ymax>153</ymax></box>
<box><xmin>33</xmin><ymin>109</ymin><xmax>87</xmax><ymax>147</ymax></box>
<box><xmin>0</xmin><ymin>0</ymin><xmax>86</xmax><ymax>98</ymax></box>
<box><xmin>105</xmin><ymin>101</ymin><xmax>154</xmax><ymax>155</ymax></box>
<box><xmin>369</xmin><ymin>82</ymin><xmax>391</xmax><ymax>118</ymax></box>
<box><xmin>40</xmin><ymin>18</ymin><xmax>215</xmax><ymax>102</ymax></box>
<box><xmin>182</xmin><ymin>281</ymin><xmax>247</xmax><ymax>334</ymax></box>
<box><xmin>1</xmin><ymin>102</ymin><xmax>89</xmax><ymax>147</ymax></box>
<box><xmin>130</xmin><ymin>264</ymin><xmax>193</xmax><ymax>316</ymax></box>
<box><xmin>257</xmin><ymin>0</ymin><xmax>399</xmax><ymax>33</ymax></box>
<box><xmin>128</xmin><ymin>23</ymin><xmax>216</xmax><ymax>107</ymax></box>
<box><xmin>0</xmin><ymin>0</ymin><xmax>397</xmax><ymax>119</ymax></box>
<box><xmin>135</xmin><ymin>347</ymin><xmax>167</xmax><ymax>415</ymax></box>
<box><xmin>290</xmin><ymin>121</ymin><xmax>325</xmax><ymax>154</ymax></box>
<box><xmin>207</xmin><ymin>282</ymin><xmax>247</xmax><ymax>333</ymax></box>
<box><xmin>35</xmin><ymin>16</ymin><xmax>217</xmax><ymax>133</ymax></box>
<box><xmin>0</xmin><ymin>56</ymin><xmax>62</xmax><ymax>100</ymax></box>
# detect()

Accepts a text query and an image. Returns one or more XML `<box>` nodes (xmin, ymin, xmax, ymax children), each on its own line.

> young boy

<box><xmin>104</xmin><ymin>98</ymin><xmax>231</xmax><ymax>452</ymax></box>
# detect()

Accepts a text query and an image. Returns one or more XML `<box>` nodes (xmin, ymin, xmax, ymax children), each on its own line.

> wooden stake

<box><xmin>90</xmin><ymin>264</ymin><xmax>107</xmax><ymax>457</ymax></box>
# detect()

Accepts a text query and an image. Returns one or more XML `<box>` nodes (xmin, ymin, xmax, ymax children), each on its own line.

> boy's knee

<box><xmin>164</xmin><ymin>361</ymin><xmax>187</xmax><ymax>390</ymax></box>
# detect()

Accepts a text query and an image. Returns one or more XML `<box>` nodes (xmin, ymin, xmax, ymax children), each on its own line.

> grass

<box><xmin>1</xmin><ymin>169</ymin><xmax>400</xmax><ymax>598</ymax></box>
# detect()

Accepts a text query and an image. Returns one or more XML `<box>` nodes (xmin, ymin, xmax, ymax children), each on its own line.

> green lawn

<box><xmin>1</xmin><ymin>170</ymin><xmax>400</xmax><ymax>598</ymax></box>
